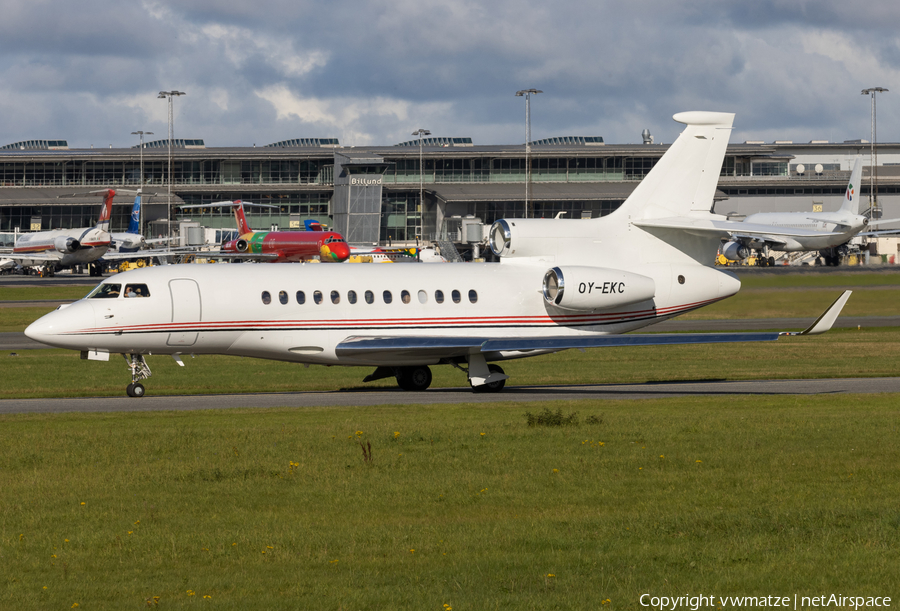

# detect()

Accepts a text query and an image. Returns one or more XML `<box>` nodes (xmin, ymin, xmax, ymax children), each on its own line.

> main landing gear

<box><xmin>123</xmin><ymin>354</ymin><xmax>152</xmax><ymax>397</ymax></box>
<box><xmin>364</xmin><ymin>365</ymin><xmax>433</xmax><ymax>391</ymax></box>
<box><xmin>362</xmin><ymin>355</ymin><xmax>510</xmax><ymax>393</ymax></box>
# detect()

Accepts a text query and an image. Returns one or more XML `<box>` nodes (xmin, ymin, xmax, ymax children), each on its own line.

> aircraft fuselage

<box><xmin>25</xmin><ymin>260</ymin><xmax>740</xmax><ymax>366</ymax></box>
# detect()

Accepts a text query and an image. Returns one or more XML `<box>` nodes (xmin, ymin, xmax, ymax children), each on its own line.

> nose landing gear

<box><xmin>123</xmin><ymin>354</ymin><xmax>152</xmax><ymax>397</ymax></box>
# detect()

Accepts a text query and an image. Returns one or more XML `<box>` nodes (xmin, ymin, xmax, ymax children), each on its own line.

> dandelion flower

<box><xmin>552</xmin><ymin>469</ymin><xmax>559</xmax><ymax>473</ymax></box>
<box><xmin>394</xmin><ymin>432</ymin><xmax>400</xmax><ymax>438</ymax></box>
<box><xmin>696</xmin><ymin>460</ymin><xmax>702</xmax><ymax>463</ymax></box>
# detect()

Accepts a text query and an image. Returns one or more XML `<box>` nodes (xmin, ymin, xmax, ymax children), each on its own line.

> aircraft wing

<box><xmin>336</xmin><ymin>332</ymin><xmax>781</xmax><ymax>361</ymax></box>
<box><xmin>335</xmin><ymin>290</ymin><xmax>851</xmax><ymax>362</ymax></box>
<box><xmin>3</xmin><ymin>252</ymin><xmax>61</xmax><ymax>262</ymax></box>
<box><xmin>634</xmin><ymin>217</ymin><xmax>836</xmax><ymax>238</ymax></box>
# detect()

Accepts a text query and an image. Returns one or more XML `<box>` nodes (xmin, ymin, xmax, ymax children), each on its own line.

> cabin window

<box><xmin>401</xmin><ymin>290</ymin><xmax>411</xmax><ymax>304</ymax></box>
<box><xmin>383</xmin><ymin>290</ymin><xmax>392</xmax><ymax>304</ymax></box>
<box><xmin>417</xmin><ymin>290</ymin><xmax>427</xmax><ymax>304</ymax></box>
<box><xmin>678</xmin><ymin>275</ymin><xmax>685</xmax><ymax>285</ymax></box>
<box><xmin>279</xmin><ymin>290</ymin><xmax>288</xmax><ymax>305</ymax></box>
<box><xmin>452</xmin><ymin>289</ymin><xmax>461</xmax><ymax>304</ymax></box>
<box><xmin>124</xmin><ymin>284</ymin><xmax>150</xmax><ymax>298</ymax></box>
<box><xmin>348</xmin><ymin>290</ymin><xmax>358</xmax><ymax>304</ymax></box>
<box><xmin>261</xmin><ymin>291</ymin><xmax>272</xmax><ymax>305</ymax></box>
<box><xmin>296</xmin><ymin>290</ymin><xmax>306</xmax><ymax>305</ymax></box>
<box><xmin>313</xmin><ymin>290</ymin><xmax>323</xmax><ymax>305</ymax></box>
<box><xmin>364</xmin><ymin>290</ymin><xmax>374</xmax><ymax>304</ymax></box>
<box><xmin>468</xmin><ymin>290</ymin><xmax>478</xmax><ymax>303</ymax></box>
<box><xmin>89</xmin><ymin>283</ymin><xmax>121</xmax><ymax>299</ymax></box>
<box><xmin>331</xmin><ymin>290</ymin><xmax>340</xmax><ymax>304</ymax></box>
<box><xmin>435</xmin><ymin>290</ymin><xmax>444</xmax><ymax>304</ymax></box>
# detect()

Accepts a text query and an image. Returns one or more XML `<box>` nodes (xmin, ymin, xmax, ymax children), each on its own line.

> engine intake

<box><xmin>53</xmin><ymin>236</ymin><xmax>80</xmax><ymax>254</ymax></box>
<box><xmin>236</xmin><ymin>239</ymin><xmax>250</xmax><ymax>253</ymax></box>
<box><xmin>542</xmin><ymin>266</ymin><xmax>656</xmax><ymax>311</ymax></box>
<box><xmin>721</xmin><ymin>241</ymin><xmax>750</xmax><ymax>261</ymax></box>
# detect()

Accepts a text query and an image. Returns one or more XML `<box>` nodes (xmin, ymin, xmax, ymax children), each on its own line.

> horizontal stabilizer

<box><xmin>635</xmin><ymin>217</ymin><xmax>835</xmax><ymax>238</ymax></box>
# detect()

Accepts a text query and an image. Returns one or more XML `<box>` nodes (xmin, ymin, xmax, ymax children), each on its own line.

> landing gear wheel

<box><xmin>126</xmin><ymin>382</ymin><xmax>145</xmax><ymax>398</ymax></box>
<box><xmin>396</xmin><ymin>366</ymin><xmax>432</xmax><ymax>391</ymax></box>
<box><xmin>472</xmin><ymin>364</ymin><xmax>506</xmax><ymax>393</ymax></box>
<box><xmin>768</xmin><ymin>256</ymin><xmax>775</xmax><ymax>267</ymax></box>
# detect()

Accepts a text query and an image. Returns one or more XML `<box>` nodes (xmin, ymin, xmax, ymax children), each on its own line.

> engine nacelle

<box><xmin>721</xmin><ymin>241</ymin><xmax>750</xmax><ymax>261</ymax></box>
<box><xmin>489</xmin><ymin>218</ymin><xmax>598</xmax><ymax>260</ymax></box>
<box><xmin>236</xmin><ymin>239</ymin><xmax>250</xmax><ymax>253</ymax></box>
<box><xmin>542</xmin><ymin>266</ymin><xmax>656</xmax><ymax>311</ymax></box>
<box><xmin>53</xmin><ymin>236</ymin><xmax>80</xmax><ymax>254</ymax></box>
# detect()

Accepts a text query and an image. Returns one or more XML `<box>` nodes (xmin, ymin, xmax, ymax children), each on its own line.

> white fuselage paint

<box><xmin>25</xmin><ymin>254</ymin><xmax>740</xmax><ymax>366</ymax></box>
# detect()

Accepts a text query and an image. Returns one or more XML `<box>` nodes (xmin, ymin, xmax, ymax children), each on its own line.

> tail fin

<box><xmin>616</xmin><ymin>111</ymin><xmax>735</xmax><ymax>220</ymax></box>
<box><xmin>127</xmin><ymin>194</ymin><xmax>141</xmax><ymax>234</ymax></box>
<box><xmin>96</xmin><ymin>189</ymin><xmax>115</xmax><ymax>232</ymax></box>
<box><xmin>839</xmin><ymin>156</ymin><xmax>863</xmax><ymax>214</ymax></box>
<box><xmin>231</xmin><ymin>200</ymin><xmax>254</xmax><ymax>234</ymax></box>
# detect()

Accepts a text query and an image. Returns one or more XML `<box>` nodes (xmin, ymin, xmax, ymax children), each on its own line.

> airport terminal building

<box><xmin>2</xmin><ymin>133</ymin><xmax>899</xmax><ymax>257</ymax></box>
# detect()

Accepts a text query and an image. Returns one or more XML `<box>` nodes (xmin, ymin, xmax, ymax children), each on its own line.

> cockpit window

<box><xmin>125</xmin><ymin>284</ymin><xmax>150</xmax><ymax>298</ymax></box>
<box><xmin>88</xmin><ymin>283</ymin><xmax>122</xmax><ymax>299</ymax></box>
<box><xmin>324</xmin><ymin>236</ymin><xmax>346</xmax><ymax>244</ymax></box>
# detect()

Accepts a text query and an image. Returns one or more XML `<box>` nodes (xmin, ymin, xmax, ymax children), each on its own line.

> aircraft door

<box><xmin>167</xmin><ymin>278</ymin><xmax>201</xmax><ymax>347</ymax></box>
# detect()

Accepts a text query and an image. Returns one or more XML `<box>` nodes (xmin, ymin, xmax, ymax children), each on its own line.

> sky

<box><xmin>1</xmin><ymin>0</ymin><xmax>899</xmax><ymax>149</ymax></box>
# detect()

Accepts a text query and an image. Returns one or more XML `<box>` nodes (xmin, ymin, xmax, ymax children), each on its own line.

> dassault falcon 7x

<box><xmin>26</xmin><ymin>111</ymin><xmax>851</xmax><ymax>397</ymax></box>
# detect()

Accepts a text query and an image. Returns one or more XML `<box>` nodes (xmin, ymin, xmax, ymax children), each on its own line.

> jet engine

<box><xmin>721</xmin><ymin>240</ymin><xmax>750</xmax><ymax>261</ymax></box>
<box><xmin>542</xmin><ymin>266</ymin><xmax>656</xmax><ymax>311</ymax></box>
<box><xmin>54</xmin><ymin>236</ymin><xmax>80</xmax><ymax>254</ymax></box>
<box><xmin>489</xmin><ymin>218</ymin><xmax>598</xmax><ymax>260</ymax></box>
<box><xmin>235</xmin><ymin>239</ymin><xmax>250</xmax><ymax>253</ymax></box>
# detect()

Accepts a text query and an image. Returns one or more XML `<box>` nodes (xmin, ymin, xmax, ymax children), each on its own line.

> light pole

<box><xmin>861</xmin><ymin>87</ymin><xmax>888</xmax><ymax>217</ymax></box>
<box><xmin>158</xmin><ymin>90</ymin><xmax>185</xmax><ymax>243</ymax></box>
<box><xmin>411</xmin><ymin>128</ymin><xmax>430</xmax><ymax>236</ymax></box>
<box><xmin>515</xmin><ymin>89</ymin><xmax>542</xmax><ymax>218</ymax></box>
<box><xmin>131</xmin><ymin>130</ymin><xmax>153</xmax><ymax>236</ymax></box>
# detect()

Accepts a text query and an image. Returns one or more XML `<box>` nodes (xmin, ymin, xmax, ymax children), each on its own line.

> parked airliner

<box><xmin>25</xmin><ymin>112</ymin><xmax>851</xmax><ymax>397</ymax></box>
<box><xmin>708</xmin><ymin>156</ymin><xmax>900</xmax><ymax>266</ymax></box>
<box><xmin>181</xmin><ymin>201</ymin><xmax>350</xmax><ymax>262</ymax></box>
<box><xmin>7</xmin><ymin>189</ymin><xmax>171</xmax><ymax>275</ymax></box>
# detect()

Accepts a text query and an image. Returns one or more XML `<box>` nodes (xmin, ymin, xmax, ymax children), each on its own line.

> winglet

<box><xmin>781</xmin><ymin>290</ymin><xmax>852</xmax><ymax>336</ymax></box>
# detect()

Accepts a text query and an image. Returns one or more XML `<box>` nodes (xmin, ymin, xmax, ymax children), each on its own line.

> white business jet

<box><xmin>25</xmin><ymin>111</ymin><xmax>851</xmax><ymax>397</ymax></box>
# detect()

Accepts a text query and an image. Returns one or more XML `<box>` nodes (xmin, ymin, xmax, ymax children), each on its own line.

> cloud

<box><xmin>0</xmin><ymin>0</ymin><xmax>899</xmax><ymax>147</ymax></box>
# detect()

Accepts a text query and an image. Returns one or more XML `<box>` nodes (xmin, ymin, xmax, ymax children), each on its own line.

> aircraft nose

<box><xmin>321</xmin><ymin>241</ymin><xmax>351</xmax><ymax>262</ymax></box>
<box><xmin>25</xmin><ymin>302</ymin><xmax>95</xmax><ymax>349</ymax></box>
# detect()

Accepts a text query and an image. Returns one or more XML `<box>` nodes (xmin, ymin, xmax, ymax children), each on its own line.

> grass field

<box><xmin>2</xmin><ymin>327</ymin><xmax>900</xmax><ymax>398</ymax></box>
<box><xmin>2</xmin><ymin>397</ymin><xmax>899</xmax><ymax>609</ymax></box>
<box><xmin>2</xmin><ymin>272</ymin><xmax>899</xmax><ymax>608</ymax></box>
